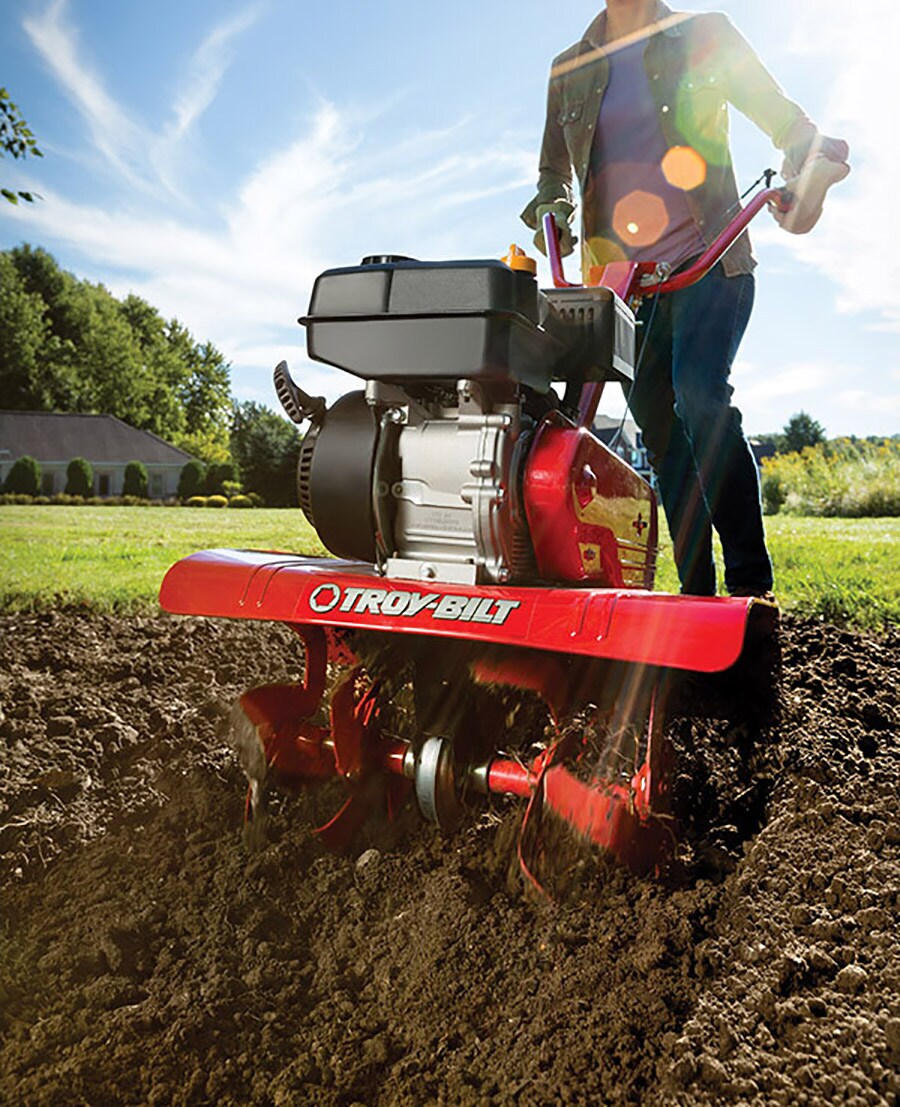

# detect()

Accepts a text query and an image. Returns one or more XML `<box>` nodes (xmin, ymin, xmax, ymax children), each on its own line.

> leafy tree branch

<box><xmin>1</xmin><ymin>86</ymin><xmax>42</xmax><ymax>205</ymax></box>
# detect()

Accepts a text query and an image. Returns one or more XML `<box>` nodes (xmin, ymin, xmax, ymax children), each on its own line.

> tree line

<box><xmin>1</xmin><ymin>245</ymin><xmax>302</xmax><ymax>506</ymax></box>
<box><xmin>1</xmin><ymin>244</ymin><xmax>232</xmax><ymax>461</ymax></box>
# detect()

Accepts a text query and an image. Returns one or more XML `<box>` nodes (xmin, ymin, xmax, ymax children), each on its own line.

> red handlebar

<box><xmin>542</xmin><ymin>185</ymin><xmax>792</xmax><ymax>300</ymax></box>
<box><xmin>647</xmin><ymin>186</ymin><xmax>785</xmax><ymax>295</ymax></box>
<box><xmin>542</xmin><ymin>183</ymin><xmax>793</xmax><ymax>429</ymax></box>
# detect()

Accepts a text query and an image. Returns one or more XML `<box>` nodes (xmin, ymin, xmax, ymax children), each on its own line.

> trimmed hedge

<box><xmin>3</xmin><ymin>456</ymin><xmax>41</xmax><ymax>496</ymax></box>
<box><xmin>66</xmin><ymin>458</ymin><xmax>93</xmax><ymax>497</ymax></box>
<box><xmin>0</xmin><ymin>492</ymin><xmax>262</xmax><ymax>508</ymax></box>
<box><xmin>123</xmin><ymin>461</ymin><xmax>149</xmax><ymax>499</ymax></box>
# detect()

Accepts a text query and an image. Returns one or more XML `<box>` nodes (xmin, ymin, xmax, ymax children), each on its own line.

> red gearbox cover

<box><xmin>523</xmin><ymin>413</ymin><xmax>657</xmax><ymax>589</ymax></box>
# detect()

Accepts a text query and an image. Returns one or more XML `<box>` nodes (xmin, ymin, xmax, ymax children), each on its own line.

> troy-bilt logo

<box><xmin>308</xmin><ymin>584</ymin><xmax>521</xmax><ymax>626</ymax></box>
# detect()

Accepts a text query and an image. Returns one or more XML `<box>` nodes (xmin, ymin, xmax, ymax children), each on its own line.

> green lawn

<box><xmin>764</xmin><ymin>516</ymin><xmax>900</xmax><ymax>629</ymax></box>
<box><xmin>0</xmin><ymin>505</ymin><xmax>327</xmax><ymax>612</ymax></box>
<box><xmin>656</xmin><ymin>516</ymin><xmax>900</xmax><ymax>628</ymax></box>
<box><xmin>0</xmin><ymin>506</ymin><xmax>897</xmax><ymax>629</ymax></box>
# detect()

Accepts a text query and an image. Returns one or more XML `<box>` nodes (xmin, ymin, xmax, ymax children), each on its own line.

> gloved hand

<box><xmin>533</xmin><ymin>201</ymin><xmax>578</xmax><ymax>258</ymax></box>
<box><xmin>783</xmin><ymin>133</ymin><xmax>849</xmax><ymax>179</ymax></box>
<box><xmin>773</xmin><ymin>134</ymin><xmax>850</xmax><ymax>235</ymax></box>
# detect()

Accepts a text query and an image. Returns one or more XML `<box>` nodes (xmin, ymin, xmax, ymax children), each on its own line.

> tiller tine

<box><xmin>229</xmin><ymin>625</ymin><xmax>376</xmax><ymax>847</ymax></box>
<box><xmin>229</xmin><ymin>624</ymin><xmax>675</xmax><ymax>881</ymax></box>
<box><xmin>230</xmin><ymin>627</ymin><xmax>407</xmax><ymax>853</ymax></box>
<box><xmin>477</xmin><ymin>751</ymin><xmax>672</xmax><ymax>882</ymax></box>
<box><xmin>231</xmin><ymin>624</ymin><xmax>329</xmax><ymax>768</ymax></box>
<box><xmin>540</xmin><ymin>766</ymin><xmax>672</xmax><ymax>876</ymax></box>
<box><xmin>312</xmin><ymin>668</ymin><xmax>382</xmax><ymax>850</ymax></box>
<box><xmin>469</xmin><ymin>656</ymin><xmax>675</xmax><ymax>880</ymax></box>
<box><xmin>237</xmin><ymin>686</ymin><xmax>333</xmax><ymax>781</ymax></box>
<box><xmin>328</xmin><ymin>668</ymin><xmax>376</xmax><ymax>781</ymax></box>
<box><xmin>538</xmin><ymin>678</ymin><xmax>674</xmax><ymax>877</ymax></box>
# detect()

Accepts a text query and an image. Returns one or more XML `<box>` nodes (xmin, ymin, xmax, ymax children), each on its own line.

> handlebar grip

<box><xmin>770</xmin><ymin>187</ymin><xmax>795</xmax><ymax>214</ymax></box>
<box><xmin>542</xmin><ymin>211</ymin><xmax>577</xmax><ymax>288</ymax></box>
<box><xmin>771</xmin><ymin>157</ymin><xmax>850</xmax><ymax>235</ymax></box>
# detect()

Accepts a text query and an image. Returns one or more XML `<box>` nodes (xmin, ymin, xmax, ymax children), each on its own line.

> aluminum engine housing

<box><xmin>298</xmin><ymin>378</ymin><xmax>534</xmax><ymax>586</ymax></box>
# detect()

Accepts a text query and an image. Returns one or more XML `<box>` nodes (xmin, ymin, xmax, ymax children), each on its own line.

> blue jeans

<box><xmin>628</xmin><ymin>263</ymin><xmax>773</xmax><ymax>596</ymax></box>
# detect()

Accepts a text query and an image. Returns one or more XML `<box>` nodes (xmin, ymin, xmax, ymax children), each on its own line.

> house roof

<box><xmin>749</xmin><ymin>439</ymin><xmax>777</xmax><ymax>462</ymax></box>
<box><xmin>593</xmin><ymin>414</ymin><xmax>639</xmax><ymax>452</ymax></box>
<box><xmin>0</xmin><ymin>411</ymin><xmax>196</xmax><ymax>466</ymax></box>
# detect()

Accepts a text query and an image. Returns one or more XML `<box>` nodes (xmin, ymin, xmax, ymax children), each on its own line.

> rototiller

<box><xmin>160</xmin><ymin>166</ymin><xmax>841</xmax><ymax>882</ymax></box>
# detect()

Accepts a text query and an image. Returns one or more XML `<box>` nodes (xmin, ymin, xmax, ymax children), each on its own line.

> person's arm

<box><xmin>711</xmin><ymin>14</ymin><xmax>847</xmax><ymax>176</ymax></box>
<box><xmin>520</xmin><ymin>67</ymin><xmax>576</xmax><ymax>230</ymax></box>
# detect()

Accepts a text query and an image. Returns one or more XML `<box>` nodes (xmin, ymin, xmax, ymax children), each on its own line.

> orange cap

<box><xmin>501</xmin><ymin>244</ymin><xmax>537</xmax><ymax>275</ymax></box>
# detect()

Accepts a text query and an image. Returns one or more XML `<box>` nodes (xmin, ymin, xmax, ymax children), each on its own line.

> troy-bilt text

<box><xmin>307</xmin><ymin>584</ymin><xmax>521</xmax><ymax>625</ymax></box>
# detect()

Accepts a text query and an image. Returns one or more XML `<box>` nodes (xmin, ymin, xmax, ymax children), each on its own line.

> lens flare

<box><xmin>661</xmin><ymin>145</ymin><xmax>707</xmax><ymax>190</ymax></box>
<box><xmin>583</xmin><ymin>235</ymin><xmax>627</xmax><ymax>270</ymax></box>
<box><xmin>612</xmin><ymin>191</ymin><xmax>669</xmax><ymax>248</ymax></box>
<box><xmin>674</xmin><ymin>74</ymin><xmax>729</xmax><ymax>167</ymax></box>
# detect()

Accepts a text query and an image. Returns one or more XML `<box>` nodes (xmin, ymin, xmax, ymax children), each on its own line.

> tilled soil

<box><xmin>0</xmin><ymin>609</ymin><xmax>898</xmax><ymax>1106</ymax></box>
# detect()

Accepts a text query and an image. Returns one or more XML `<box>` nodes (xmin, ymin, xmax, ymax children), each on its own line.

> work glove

<box><xmin>782</xmin><ymin>132</ymin><xmax>849</xmax><ymax>180</ymax></box>
<box><xmin>772</xmin><ymin>134</ymin><xmax>850</xmax><ymax>235</ymax></box>
<box><xmin>533</xmin><ymin>201</ymin><xmax>578</xmax><ymax>258</ymax></box>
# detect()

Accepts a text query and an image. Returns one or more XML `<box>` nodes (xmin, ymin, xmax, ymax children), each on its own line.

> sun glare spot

<box><xmin>612</xmin><ymin>191</ymin><xmax>669</xmax><ymax>247</ymax></box>
<box><xmin>583</xmin><ymin>236</ymin><xmax>627</xmax><ymax>274</ymax></box>
<box><xmin>661</xmin><ymin>145</ymin><xmax>707</xmax><ymax>190</ymax></box>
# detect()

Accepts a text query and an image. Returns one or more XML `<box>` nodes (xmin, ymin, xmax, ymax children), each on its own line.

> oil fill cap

<box><xmin>501</xmin><ymin>244</ymin><xmax>537</xmax><ymax>275</ymax></box>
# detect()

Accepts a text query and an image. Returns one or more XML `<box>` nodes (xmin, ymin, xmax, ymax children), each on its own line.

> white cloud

<box><xmin>762</xmin><ymin>0</ymin><xmax>900</xmax><ymax>332</ymax></box>
<box><xmin>834</xmin><ymin>387</ymin><xmax>900</xmax><ymax>420</ymax></box>
<box><xmin>730</xmin><ymin>359</ymin><xmax>899</xmax><ymax>437</ymax></box>
<box><xmin>736</xmin><ymin>361</ymin><xmax>838</xmax><ymax>404</ymax></box>
<box><xmin>170</xmin><ymin>8</ymin><xmax>260</xmax><ymax>141</ymax></box>
<box><xmin>152</xmin><ymin>5</ymin><xmax>262</xmax><ymax>192</ymax></box>
<box><xmin>23</xmin><ymin>0</ymin><xmax>147</xmax><ymax>188</ymax></box>
<box><xmin>6</xmin><ymin>0</ymin><xmax>539</xmax><ymax>379</ymax></box>
<box><xmin>24</xmin><ymin>0</ymin><xmax>260</xmax><ymax>199</ymax></box>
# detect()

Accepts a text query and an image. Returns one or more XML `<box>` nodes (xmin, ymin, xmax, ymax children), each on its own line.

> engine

<box><xmin>277</xmin><ymin>252</ymin><xmax>657</xmax><ymax>590</ymax></box>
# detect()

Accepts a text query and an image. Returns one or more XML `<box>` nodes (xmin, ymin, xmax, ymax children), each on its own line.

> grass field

<box><xmin>1</xmin><ymin>506</ymin><xmax>898</xmax><ymax>629</ymax></box>
<box><xmin>0</xmin><ymin>506</ymin><xmax>328</xmax><ymax>613</ymax></box>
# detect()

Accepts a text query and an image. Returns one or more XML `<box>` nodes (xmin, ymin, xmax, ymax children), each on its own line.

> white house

<box><xmin>593</xmin><ymin>414</ymin><xmax>652</xmax><ymax>482</ymax></box>
<box><xmin>0</xmin><ymin>411</ymin><xmax>196</xmax><ymax>498</ymax></box>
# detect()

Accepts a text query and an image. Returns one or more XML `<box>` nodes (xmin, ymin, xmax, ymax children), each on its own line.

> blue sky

<box><xmin>1</xmin><ymin>0</ymin><xmax>897</xmax><ymax>437</ymax></box>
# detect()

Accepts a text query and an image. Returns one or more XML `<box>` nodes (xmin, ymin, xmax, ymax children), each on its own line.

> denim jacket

<box><xmin>521</xmin><ymin>3</ymin><xmax>818</xmax><ymax>276</ymax></box>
